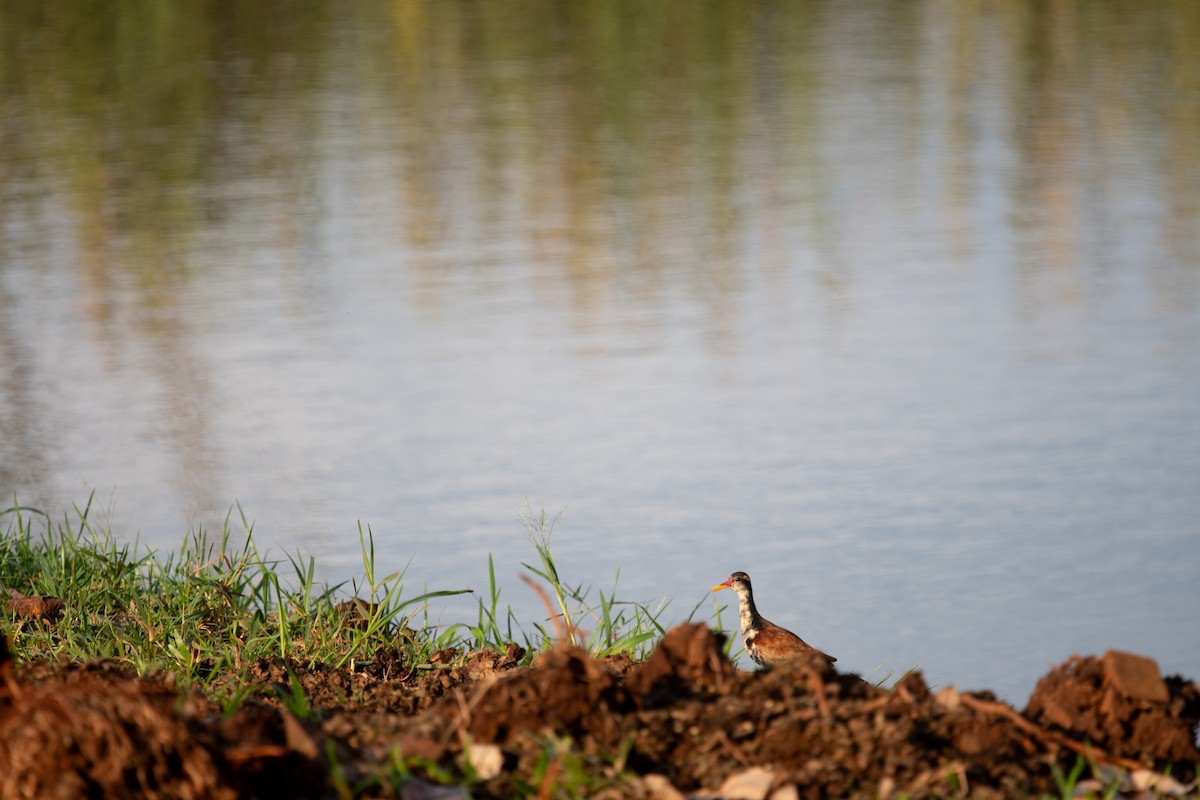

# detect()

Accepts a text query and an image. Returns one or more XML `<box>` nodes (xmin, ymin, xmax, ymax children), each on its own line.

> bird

<box><xmin>711</xmin><ymin>571</ymin><xmax>836</xmax><ymax>668</ymax></box>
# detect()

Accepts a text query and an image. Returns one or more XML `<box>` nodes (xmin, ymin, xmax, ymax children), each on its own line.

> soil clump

<box><xmin>1</xmin><ymin>627</ymin><xmax>1196</xmax><ymax>798</ymax></box>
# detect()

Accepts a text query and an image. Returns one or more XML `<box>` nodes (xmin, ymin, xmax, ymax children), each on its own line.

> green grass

<box><xmin>0</xmin><ymin>495</ymin><xmax>679</xmax><ymax>695</ymax></box>
<box><xmin>480</xmin><ymin>505</ymin><xmax>671</xmax><ymax>658</ymax></box>
<box><xmin>0</xmin><ymin>495</ymin><xmax>478</xmax><ymax>691</ymax></box>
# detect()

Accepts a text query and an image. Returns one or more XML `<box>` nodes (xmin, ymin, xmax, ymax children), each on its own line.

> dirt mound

<box><xmin>626</xmin><ymin>621</ymin><xmax>737</xmax><ymax>702</ymax></box>
<box><xmin>341</xmin><ymin>625</ymin><xmax>1198</xmax><ymax>797</ymax></box>
<box><xmin>0</xmin><ymin>636</ymin><xmax>333</xmax><ymax>799</ymax></box>
<box><xmin>2</xmin><ymin>629</ymin><xmax>1197</xmax><ymax>798</ymax></box>
<box><xmin>1025</xmin><ymin>650</ymin><xmax>1200</xmax><ymax>766</ymax></box>
<box><xmin>0</xmin><ymin>673</ymin><xmax>229</xmax><ymax>799</ymax></box>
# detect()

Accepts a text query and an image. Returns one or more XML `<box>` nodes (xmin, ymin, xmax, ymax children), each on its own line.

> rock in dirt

<box><xmin>1103</xmin><ymin>649</ymin><xmax>1169</xmax><ymax>704</ymax></box>
<box><xmin>4</xmin><ymin>590</ymin><xmax>65</xmax><ymax>623</ymax></box>
<box><xmin>464</xmin><ymin>742</ymin><xmax>503</xmax><ymax>780</ymax></box>
<box><xmin>639</xmin><ymin>773</ymin><xmax>685</xmax><ymax>800</ymax></box>
<box><xmin>715</xmin><ymin>766</ymin><xmax>798</xmax><ymax>800</ymax></box>
<box><xmin>463</xmin><ymin>644</ymin><xmax>525</xmax><ymax>680</ymax></box>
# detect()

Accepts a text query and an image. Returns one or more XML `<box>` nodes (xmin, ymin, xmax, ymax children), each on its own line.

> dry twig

<box><xmin>958</xmin><ymin>693</ymin><xmax>1143</xmax><ymax>771</ymax></box>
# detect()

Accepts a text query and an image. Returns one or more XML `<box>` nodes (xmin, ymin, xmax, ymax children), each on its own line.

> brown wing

<box><xmin>753</xmin><ymin>620</ymin><xmax>836</xmax><ymax>665</ymax></box>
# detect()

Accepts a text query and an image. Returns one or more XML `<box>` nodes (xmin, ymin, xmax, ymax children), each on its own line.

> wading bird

<box><xmin>712</xmin><ymin>571</ymin><xmax>836</xmax><ymax>667</ymax></box>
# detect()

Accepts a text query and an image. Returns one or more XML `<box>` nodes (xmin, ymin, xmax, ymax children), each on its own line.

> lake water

<box><xmin>2</xmin><ymin>1</ymin><xmax>1198</xmax><ymax>704</ymax></box>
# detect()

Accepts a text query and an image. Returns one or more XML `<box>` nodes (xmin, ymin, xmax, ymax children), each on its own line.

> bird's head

<box><xmin>711</xmin><ymin>571</ymin><xmax>752</xmax><ymax>594</ymax></box>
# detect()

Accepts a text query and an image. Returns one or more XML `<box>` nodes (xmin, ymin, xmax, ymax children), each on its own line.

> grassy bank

<box><xmin>0</xmin><ymin>497</ymin><xmax>708</xmax><ymax>796</ymax></box>
<box><xmin>1</xmin><ymin>497</ymin><xmax>694</xmax><ymax>700</ymax></box>
<box><xmin>5</xmin><ymin>498</ymin><xmax>1194</xmax><ymax>799</ymax></box>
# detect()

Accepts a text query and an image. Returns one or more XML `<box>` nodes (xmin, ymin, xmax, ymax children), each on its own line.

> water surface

<box><xmin>2</xmin><ymin>1</ymin><xmax>1198</xmax><ymax>702</ymax></box>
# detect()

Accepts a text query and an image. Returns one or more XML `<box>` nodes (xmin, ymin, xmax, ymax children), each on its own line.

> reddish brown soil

<box><xmin>1</xmin><ymin>626</ymin><xmax>1197</xmax><ymax>798</ymax></box>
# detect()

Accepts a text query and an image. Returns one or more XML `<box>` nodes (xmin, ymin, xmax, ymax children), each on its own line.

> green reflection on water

<box><xmin>1</xmin><ymin>0</ymin><xmax>1197</xmax><ymax>316</ymax></box>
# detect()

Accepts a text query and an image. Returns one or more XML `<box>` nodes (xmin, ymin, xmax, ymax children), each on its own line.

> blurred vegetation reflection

<box><xmin>1</xmin><ymin>0</ymin><xmax>1197</xmax><ymax>326</ymax></box>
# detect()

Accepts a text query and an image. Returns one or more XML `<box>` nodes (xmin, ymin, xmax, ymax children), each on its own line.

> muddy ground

<box><xmin>1</xmin><ymin>625</ymin><xmax>1197</xmax><ymax>799</ymax></box>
